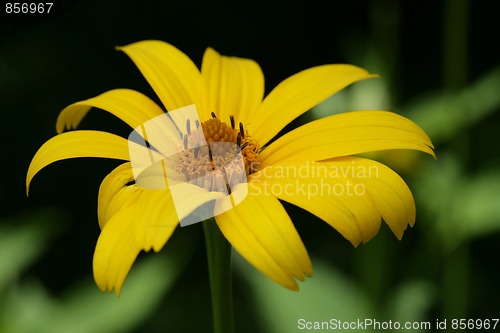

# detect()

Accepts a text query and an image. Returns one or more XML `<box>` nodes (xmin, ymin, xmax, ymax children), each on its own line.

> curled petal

<box><xmin>260</xmin><ymin>110</ymin><xmax>435</xmax><ymax>168</ymax></box>
<box><xmin>98</xmin><ymin>162</ymin><xmax>135</xmax><ymax>229</ymax></box>
<box><xmin>56</xmin><ymin>89</ymin><xmax>165</xmax><ymax>133</ymax></box>
<box><xmin>27</xmin><ymin>131</ymin><xmax>137</xmax><ymax>195</ymax></box>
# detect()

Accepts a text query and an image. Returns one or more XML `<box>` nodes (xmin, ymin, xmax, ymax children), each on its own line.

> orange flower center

<box><xmin>175</xmin><ymin>113</ymin><xmax>260</xmax><ymax>193</ymax></box>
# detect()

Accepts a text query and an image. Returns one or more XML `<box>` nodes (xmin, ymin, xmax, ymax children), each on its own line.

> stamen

<box><xmin>208</xmin><ymin>149</ymin><xmax>214</xmax><ymax>170</ymax></box>
<box><xmin>222</xmin><ymin>169</ymin><xmax>232</xmax><ymax>195</ymax></box>
<box><xmin>237</xmin><ymin>132</ymin><xmax>242</xmax><ymax>146</ymax></box>
<box><xmin>177</xmin><ymin>114</ymin><xmax>261</xmax><ymax>188</ymax></box>
<box><xmin>230</xmin><ymin>115</ymin><xmax>235</xmax><ymax>129</ymax></box>
<box><xmin>239</xmin><ymin>122</ymin><xmax>245</xmax><ymax>138</ymax></box>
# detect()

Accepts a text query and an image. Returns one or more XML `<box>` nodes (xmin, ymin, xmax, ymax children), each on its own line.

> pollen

<box><xmin>202</xmin><ymin>117</ymin><xmax>239</xmax><ymax>145</ymax></box>
<box><xmin>174</xmin><ymin>114</ymin><xmax>260</xmax><ymax>192</ymax></box>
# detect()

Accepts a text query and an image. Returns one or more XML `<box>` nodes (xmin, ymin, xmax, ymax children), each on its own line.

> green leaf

<box><xmin>0</xmin><ymin>209</ymin><xmax>63</xmax><ymax>290</ymax></box>
<box><xmin>310</xmin><ymin>78</ymin><xmax>389</xmax><ymax>121</ymax></box>
<box><xmin>385</xmin><ymin>280</ymin><xmax>436</xmax><ymax>325</ymax></box>
<box><xmin>452</xmin><ymin>171</ymin><xmax>500</xmax><ymax>241</ymax></box>
<box><xmin>0</xmin><ymin>280</ymin><xmax>57</xmax><ymax>333</ymax></box>
<box><xmin>234</xmin><ymin>255</ymin><xmax>374</xmax><ymax>333</ymax></box>
<box><xmin>415</xmin><ymin>154</ymin><xmax>500</xmax><ymax>249</ymax></box>
<box><xmin>406</xmin><ymin>66</ymin><xmax>500</xmax><ymax>143</ymax></box>
<box><xmin>1</xmin><ymin>226</ymin><xmax>197</xmax><ymax>333</ymax></box>
<box><xmin>43</xmin><ymin>254</ymin><xmax>181</xmax><ymax>333</ymax></box>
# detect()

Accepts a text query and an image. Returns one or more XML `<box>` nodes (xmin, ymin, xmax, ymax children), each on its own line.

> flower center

<box><xmin>175</xmin><ymin>113</ymin><xmax>260</xmax><ymax>193</ymax></box>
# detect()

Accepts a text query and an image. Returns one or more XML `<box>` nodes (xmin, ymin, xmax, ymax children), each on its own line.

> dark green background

<box><xmin>1</xmin><ymin>0</ymin><xmax>499</xmax><ymax>332</ymax></box>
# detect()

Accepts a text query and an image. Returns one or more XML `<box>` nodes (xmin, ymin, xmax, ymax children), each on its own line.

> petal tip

<box><xmin>286</xmin><ymin>281</ymin><xmax>300</xmax><ymax>291</ymax></box>
<box><xmin>114</xmin><ymin>286</ymin><xmax>123</xmax><ymax>297</ymax></box>
<box><xmin>25</xmin><ymin>177</ymin><xmax>31</xmax><ymax>197</ymax></box>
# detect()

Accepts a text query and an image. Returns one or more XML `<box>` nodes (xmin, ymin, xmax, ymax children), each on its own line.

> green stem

<box><xmin>443</xmin><ymin>0</ymin><xmax>468</xmax><ymax>90</ymax></box>
<box><xmin>203</xmin><ymin>219</ymin><xmax>234</xmax><ymax>333</ymax></box>
<box><xmin>442</xmin><ymin>245</ymin><xmax>469</xmax><ymax>318</ymax></box>
<box><xmin>441</xmin><ymin>0</ymin><xmax>470</xmax><ymax>318</ymax></box>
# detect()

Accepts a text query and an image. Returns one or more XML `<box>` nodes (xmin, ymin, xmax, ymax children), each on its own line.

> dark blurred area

<box><xmin>1</xmin><ymin>0</ymin><xmax>500</xmax><ymax>332</ymax></box>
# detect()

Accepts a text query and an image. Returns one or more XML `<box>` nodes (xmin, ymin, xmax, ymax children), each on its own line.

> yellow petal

<box><xmin>27</xmin><ymin>131</ymin><xmax>132</xmax><ymax>195</ymax></box>
<box><xmin>215</xmin><ymin>184</ymin><xmax>312</xmax><ymax>290</ymax></box>
<box><xmin>250</xmin><ymin>65</ymin><xmax>377</xmax><ymax>145</ymax></box>
<box><xmin>56</xmin><ymin>89</ymin><xmax>165</xmax><ymax>133</ymax></box>
<box><xmin>118</xmin><ymin>41</ymin><xmax>202</xmax><ymax>113</ymax></box>
<box><xmin>136</xmin><ymin>169</ymin><xmax>225</xmax><ymax>223</ymax></box>
<box><xmin>167</xmin><ymin>182</ymin><xmax>225</xmax><ymax>222</ymax></box>
<box><xmin>99</xmin><ymin>162</ymin><xmax>222</xmax><ymax>228</ymax></box>
<box><xmin>201</xmin><ymin>48</ymin><xmax>264</xmax><ymax>123</ymax></box>
<box><xmin>93</xmin><ymin>203</ymin><xmax>140</xmax><ymax>295</ymax></box>
<box><xmin>101</xmin><ymin>185</ymin><xmax>142</xmax><ymax>229</ymax></box>
<box><xmin>323</xmin><ymin>157</ymin><xmax>416</xmax><ymax>239</ymax></box>
<box><xmin>97</xmin><ymin>162</ymin><xmax>135</xmax><ymax>229</ymax></box>
<box><xmin>94</xmin><ymin>187</ymin><xmax>178</xmax><ymax>295</ymax></box>
<box><xmin>250</xmin><ymin>156</ymin><xmax>416</xmax><ymax>244</ymax></box>
<box><xmin>249</xmin><ymin>160</ymin><xmax>381</xmax><ymax>246</ymax></box>
<box><xmin>131</xmin><ymin>189</ymin><xmax>178</xmax><ymax>252</ymax></box>
<box><xmin>260</xmin><ymin>111</ymin><xmax>435</xmax><ymax>168</ymax></box>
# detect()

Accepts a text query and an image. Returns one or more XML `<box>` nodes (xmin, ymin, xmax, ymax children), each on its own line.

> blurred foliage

<box><xmin>235</xmin><ymin>256</ymin><xmax>374</xmax><ymax>333</ymax></box>
<box><xmin>1</xmin><ymin>0</ymin><xmax>499</xmax><ymax>332</ymax></box>
<box><xmin>407</xmin><ymin>66</ymin><xmax>500</xmax><ymax>144</ymax></box>
<box><xmin>0</xmin><ymin>210</ymin><xmax>196</xmax><ymax>333</ymax></box>
<box><xmin>0</xmin><ymin>210</ymin><xmax>62</xmax><ymax>291</ymax></box>
<box><xmin>416</xmin><ymin>153</ymin><xmax>500</xmax><ymax>251</ymax></box>
<box><xmin>235</xmin><ymin>255</ymin><xmax>436</xmax><ymax>333</ymax></box>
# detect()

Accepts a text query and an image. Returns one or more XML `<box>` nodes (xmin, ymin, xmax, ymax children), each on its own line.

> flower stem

<box><xmin>203</xmin><ymin>218</ymin><xmax>234</xmax><ymax>333</ymax></box>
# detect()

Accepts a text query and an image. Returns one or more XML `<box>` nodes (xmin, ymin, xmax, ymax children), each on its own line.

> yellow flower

<box><xmin>26</xmin><ymin>41</ymin><xmax>435</xmax><ymax>295</ymax></box>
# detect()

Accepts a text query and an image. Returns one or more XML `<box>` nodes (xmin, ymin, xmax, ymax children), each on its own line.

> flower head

<box><xmin>27</xmin><ymin>41</ymin><xmax>434</xmax><ymax>295</ymax></box>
